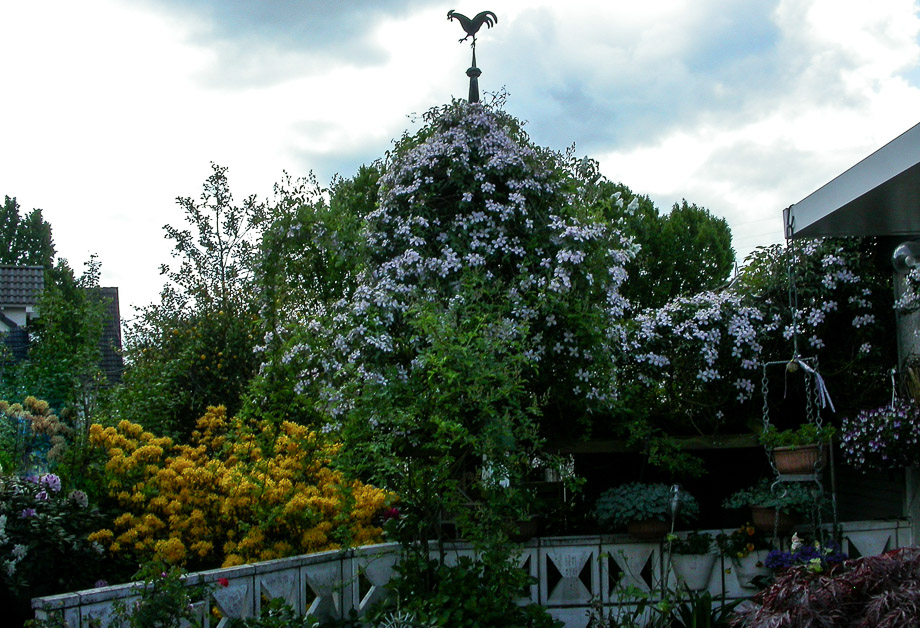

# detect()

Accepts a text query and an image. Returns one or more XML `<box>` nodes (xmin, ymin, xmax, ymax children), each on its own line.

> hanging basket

<box><xmin>773</xmin><ymin>444</ymin><xmax>824</xmax><ymax>474</ymax></box>
<box><xmin>626</xmin><ymin>518</ymin><xmax>670</xmax><ymax>541</ymax></box>
<box><xmin>750</xmin><ymin>506</ymin><xmax>797</xmax><ymax>536</ymax></box>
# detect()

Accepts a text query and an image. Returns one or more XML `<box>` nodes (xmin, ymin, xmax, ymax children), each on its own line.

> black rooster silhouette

<box><xmin>447</xmin><ymin>10</ymin><xmax>498</xmax><ymax>44</ymax></box>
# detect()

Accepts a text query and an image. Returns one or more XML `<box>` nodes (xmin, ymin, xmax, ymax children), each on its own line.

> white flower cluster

<box><xmin>280</xmin><ymin>102</ymin><xmax>635</xmax><ymax>424</ymax></box>
<box><xmin>0</xmin><ymin>514</ymin><xmax>27</xmax><ymax>577</ymax></box>
<box><xmin>896</xmin><ymin>266</ymin><xmax>920</xmax><ymax>313</ymax></box>
<box><xmin>626</xmin><ymin>291</ymin><xmax>764</xmax><ymax>407</ymax></box>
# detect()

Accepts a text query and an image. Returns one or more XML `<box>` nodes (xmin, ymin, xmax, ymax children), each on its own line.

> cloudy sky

<box><xmin>3</xmin><ymin>0</ymin><xmax>920</xmax><ymax>317</ymax></box>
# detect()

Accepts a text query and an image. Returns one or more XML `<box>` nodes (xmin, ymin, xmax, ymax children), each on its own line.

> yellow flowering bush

<box><xmin>88</xmin><ymin>406</ymin><xmax>389</xmax><ymax>568</ymax></box>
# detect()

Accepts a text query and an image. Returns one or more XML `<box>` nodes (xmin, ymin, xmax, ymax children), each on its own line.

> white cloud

<box><xmin>2</xmin><ymin>0</ymin><xmax>919</xmax><ymax>312</ymax></box>
<box><xmin>594</xmin><ymin>0</ymin><xmax>920</xmax><ymax>263</ymax></box>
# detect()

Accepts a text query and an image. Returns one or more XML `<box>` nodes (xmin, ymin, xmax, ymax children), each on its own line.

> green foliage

<box><xmin>371</xmin><ymin>554</ymin><xmax>561</xmax><ymax>628</ymax></box>
<box><xmin>107</xmin><ymin>561</ymin><xmax>211</xmax><ymax>628</ymax></box>
<box><xmin>114</xmin><ymin>164</ymin><xmax>264</xmax><ymax>439</ymax></box>
<box><xmin>716</xmin><ymin>523</ymin><xmax>772</xmax><ymax>559</ymax></box>
<box><xmin>594</xmin><ymin>483</ymin><xmax>699</xmax><ymax>529</ymax></box>
<box><xmin>340</xmin><ymin>293</ymin><xmax>545</xmax><ymax>551</ymax></box>
<box><xmin>0</xmin><ymin>196</ymin><xmax>111</xmax><ymax>421</ymax></box>
<box><xmin>316</xmin><ymin>100</ymin><xmax>597</xmax><ymax>628</ymax></box>
<box><xmin>581</xmin><ymin>176</ymin><xmax>734</xmax><ymax>310</ymax></box>
<box><xmin>660</xmin><ymin>200</ymin><xmax>734</xmax><ymax>298</ymax></box>
<box><xmin>585</xmin><ymin>583</ymin><xmax>655</xmax><ymax>628</ymax></box>
<box><xmin>7</xmin><ymin>257</ymin><xmax>110</xmax><ymax>414</ymax></box>
<box><xmin>722</xmin><ymin>479</ymin><xmax>816</xmax><ymax>516</ymax></box>
<box><xmin>0</xmin><ymin>196</ymin><xmax>55</xmax><ymax>268</ymax></box>
<box><xmin>0</xmin><ymin>471</ymin><xmax>110</xmax><ymax>625</ymax></box>
<box><xmin>669</xmin><ymin>531</ymin><xmax>714</xmax><ymax>555</ymax></box>
<box><xmin>760</xmin><ymin>423</ymin><xmax>835</xmax><ymax>448</ymax></box>
<box><xmin>623</xmin><ymin>418</ymin><xmax>707</xmax><ymax>478</ymax></box>
<box><xmin>248</xmin><ymin>168</ymin><xmax>372</xmax><ymax>425</ymax></box>
<box><xmin>588</xmin><ymin>568</ymin><xmax>738</xmax><ymax>627</ymax></box>
<box><xmin>669</xmin><ymin>591</ymin><xmax>740</xmax><ymax>628</ymax></box>
<box><xmin>228</xmin><ymin>598</ymin><xmax>320</xmax><ymax>628</ymax></box>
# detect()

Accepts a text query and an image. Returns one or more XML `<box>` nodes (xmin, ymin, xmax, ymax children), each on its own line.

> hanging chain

<box><xmin>785</xmin><ymin>214</ymin><xmax>802</xmax><ymax>359</ymax></box>
<box><xmin>761</xmin><ymin>362</ymin><xmax>778</xmax><ymax>473</ymax></box>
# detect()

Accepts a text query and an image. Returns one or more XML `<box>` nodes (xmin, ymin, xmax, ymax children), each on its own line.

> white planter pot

<box><xmin>670</xmin><ymin>552</ymin><xmax>718</xmax><ymax>591</ymax></box>
<box><xmin>731</xmin><ymin>549</ymin><xmax>771</xmax><ymax>589</ymax></box>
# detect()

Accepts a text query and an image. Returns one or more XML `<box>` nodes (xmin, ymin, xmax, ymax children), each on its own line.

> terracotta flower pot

<box><xmin>509</xmin><ymin>518</ymin><xmax>539</xmax><ymax>542</ymax></box>
<box><xmin>626</xmin><ymin>518</ymin><xmax>670</xmax><ymax>540</ymax></box>
<box><xmin>751</xmin><ymin>506</ymin><xmax>797</xmax><ymax>536</ymax></box>
<box><xmin>773</xmin><ymin>444</ymin><xmax>824</xmax><ymax>474</ymax></box>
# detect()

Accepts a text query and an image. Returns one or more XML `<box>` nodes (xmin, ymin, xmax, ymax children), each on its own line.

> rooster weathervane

<box><xmin>447</xmin><ymin>10</ymin><xmax>497</xmax><ymax>103</ymax></box>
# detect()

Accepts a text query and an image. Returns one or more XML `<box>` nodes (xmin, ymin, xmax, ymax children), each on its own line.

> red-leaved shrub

<box><xmin>735</xmin><ymin>547</ymin><xmax>920</xmax><ymax>627</ymax></box>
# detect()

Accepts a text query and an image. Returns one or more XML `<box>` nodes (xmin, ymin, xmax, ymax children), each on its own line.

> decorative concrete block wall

<box><xmin>33</xmin><ymin>520</ymin><xmax>910</xmax><ymax>628</ymax></box>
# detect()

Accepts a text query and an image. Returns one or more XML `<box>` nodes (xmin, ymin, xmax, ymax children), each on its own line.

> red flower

<box><xmin>383</xmin><ymin>507</ymin><xmax>400</xmax><ymax>521</ymax></box>
<box><xmin>217</xmin><ymin>578</ymin><xmax>230</xmax><ymax>588</ymax></box>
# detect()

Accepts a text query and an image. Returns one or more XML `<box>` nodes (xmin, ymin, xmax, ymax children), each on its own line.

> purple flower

<box><xmin>19</xmin><ymin>508</ymin><xmax>36</xmax><ymax>519</ymax></box>
<box><xmin>68</xmin><ymin>490</ymin><xmax>89</xmax><ymax>508</ymax></box>
<box><xmin>40</xmin><ymin>473</ymin><xmax>62</xmax><ymax>493</ymax></box>
<box><xmin>35</xmin><ymin>490</ymin><xmax>49</xmax><ymax>501</ymax></box>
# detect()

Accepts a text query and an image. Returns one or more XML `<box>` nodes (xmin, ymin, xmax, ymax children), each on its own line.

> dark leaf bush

<box><xmin>734</xmin><ymin>547</ymin><xmax>920</xmax><ymax>627</ymax></box>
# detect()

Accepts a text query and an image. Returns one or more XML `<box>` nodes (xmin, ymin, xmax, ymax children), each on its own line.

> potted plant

<box><xmin>667</xmin><ymin>531</ymin><xmax>718</xmax><ymax>591</ymax></box>
<box><xmin>717</xmin><ymin>523</ymin><xmax>773</xmax><ymax>589</ymax></box>
<box><xmin>763</xmin><ymin>533</ymin><xmax>847</xmax><ymax>572</ymax></box>
<box><xmin>760</xmin><ymin>423</ymin><xmax>835</xmax><ymax>474</ymax></box>
<box><xmin>595</xmin><ymin>482</ymin><xmax>699</xmax><ymax>540</ymax></box>
<box><xmin>723</xmin><ymin>479</ymin><xmax>816</xmax><ymax>536</ymax></box>
<box><xmin>841</xmin><ymin>400</ymin><xmax>920</xmax><ymax>472</ymax></box>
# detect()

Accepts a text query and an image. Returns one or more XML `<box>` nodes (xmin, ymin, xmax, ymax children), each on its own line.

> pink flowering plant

<box><xmin>841</xmin><ymin>400</ymin><xmax>920</xmax><ymax>472</ymax></box>
<box><xmin>0</xmin><ymin>472</ymin><xmax>108</xmax><ymax>607</ymax></box>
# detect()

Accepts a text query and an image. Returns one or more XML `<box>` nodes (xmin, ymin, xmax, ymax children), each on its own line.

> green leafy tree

<box><xmin>13</xmin><ymin>257</ymin><xmax>110</xmax><ymax>414</ymax></box>
<box><xmin>0</xmin><ymin>196</ymin><xmax>55</xmax><ymax>268</ymax></box>
<box><xmin>114</xmin><ymin>164</ymin><xmax>265</xmax><ymax>439</ymax></box>
<box><xmin>660</xmin><ymin>199</ymin><xmax>734</xmax><ymax>297</ymax></box>
<box><xmin>248</xmin><ymin>166</ymin><xmax>376</xmax><ymax>424</ymax></box>
<box><xmin>0</xmin><ymin>232</ymin><xmax>110</xmax><ymax>418</ymax></box>
<box><xmin>579</xmin><ymin>173</ymin><xmax>734</xmax><ymax>310</ymax></box>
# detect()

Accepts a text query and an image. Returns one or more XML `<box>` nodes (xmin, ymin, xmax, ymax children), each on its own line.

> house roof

<box><xmin>0</xmin><ymin>265</ymin><xmax>44</xmax><ymax>306</ymax></box>
<box><xmin>786</xmin><ymin>121</ymin><xmax>920</xmax><ymax>239</ymax></box>
<box><xmin>98</xmin><ymin>286</ymin><xmax>124</xmax><ymax>384</ymax></box>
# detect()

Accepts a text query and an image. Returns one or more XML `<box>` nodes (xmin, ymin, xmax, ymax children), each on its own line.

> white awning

<box><xmin>786</xmin><ymin>121</ymin><xmax>920</xmax><ymax>239</ymax></box>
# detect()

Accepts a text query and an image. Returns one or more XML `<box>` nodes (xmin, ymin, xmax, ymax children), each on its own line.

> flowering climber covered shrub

<box><xmin>620</xmin><ymin>237</ymin><xmax>894</xmax><ymax>443</ymax></box>
<box><xmin>87</xmin><ymin>407</ymin><xmax>389</xmax><ymax>569</ymax></box>
<box><xmin>259</xmin><ymin>99</ymin><xmax>635</xmax><ymax>440</ymax></box>
<box><xmin>623</xmin><ymin>291</ymin><xmax>766</xmax><ymax>434</ymax></box>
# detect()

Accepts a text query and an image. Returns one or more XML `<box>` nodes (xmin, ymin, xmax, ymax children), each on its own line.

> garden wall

<box><xmin>33</xmin><ymin>519</ymin><xmax>911</xmax><ymax>628</ymax></box>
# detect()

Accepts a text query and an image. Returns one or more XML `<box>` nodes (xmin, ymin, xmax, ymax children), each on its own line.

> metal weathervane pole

<box><xmin>447</xmin><ymin>10</ymin><xmax>498</xmax><ymax>103</ymax></box>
